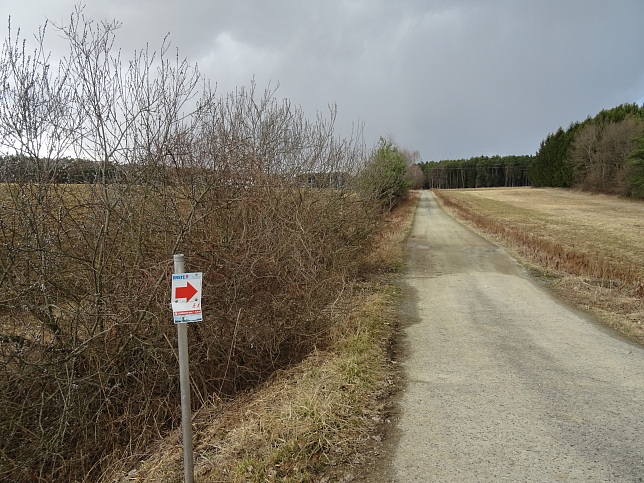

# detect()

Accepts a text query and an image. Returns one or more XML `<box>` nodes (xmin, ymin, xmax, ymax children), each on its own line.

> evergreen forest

<box><xmin>417</xmin><ymin>103</ymin><xmax>644</xmax><ymax>198</ymax></box>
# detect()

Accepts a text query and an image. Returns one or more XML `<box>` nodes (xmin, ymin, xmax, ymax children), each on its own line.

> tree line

<box><xmin>530</xmin><ymin>103</ymin><xmax>644</xmax><ymax>198</ymax></box>
<box><xmin>417</xmin><ymin>154</ymin><xmax>533</xmax><ymax>189</ymax></box>
<box><xmin>415</xmin><ymin>102</ymin><xmax>644</xmax><ymax>198</ymax></box>
<box><xmin>0</xmin><ymin>155</ymin><xmax>119</xmax><ymax>183</ymax></box>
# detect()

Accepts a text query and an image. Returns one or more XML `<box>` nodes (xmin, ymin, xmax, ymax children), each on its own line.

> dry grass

<box><xmin>0</xmin><ymin>178</ymin><xmax>387</xmax><ymax>481</ymax></box>
<box><xmin>101</xmin><ymin>193</ymin><xmax>418</xmax><ymax>483</ymax></box>
<box><xmin>434</xmin><ymin>187</ymin><xmax>644</xmax><ymax>344</ymax></box>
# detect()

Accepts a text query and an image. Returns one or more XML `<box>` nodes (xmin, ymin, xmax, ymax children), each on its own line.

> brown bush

<box><xmin>0</xmin><ymin>10</ymin><xmax>381</xmax><ymax>481</ymax></box>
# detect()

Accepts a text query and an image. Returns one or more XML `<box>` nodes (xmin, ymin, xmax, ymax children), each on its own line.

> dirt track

<box><xmin>387</xmin><ymin>191</ymin><xmax>644</xmax><ymax>481</ymax></box>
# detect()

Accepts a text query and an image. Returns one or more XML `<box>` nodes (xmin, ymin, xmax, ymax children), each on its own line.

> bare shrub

<box><xmin>0</xmin><ymin>9</ymin><xmax>379</xmax><ymax>481</ymax></box>
<box><xmin>570</xmin><ymin>116</ymin><xmax>644</xmax><ymax>195</ymax></box>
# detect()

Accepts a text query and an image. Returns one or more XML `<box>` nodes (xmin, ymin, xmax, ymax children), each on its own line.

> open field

<box><xmin>434</xmin><ymin>187</ymin><xmax>644</xmax><ymax>344</ymax></box>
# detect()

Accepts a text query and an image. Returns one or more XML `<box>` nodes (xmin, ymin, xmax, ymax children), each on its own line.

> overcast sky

<box><xmin>2</xmin><ymin>1</ymin><xmax>644</xmax><ymax>161</ymax></box>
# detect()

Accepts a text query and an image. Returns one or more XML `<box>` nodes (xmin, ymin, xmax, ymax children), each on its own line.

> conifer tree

<box><xmin>628</xmin><ymin>135</ymin><xmax>644</xmax><ymax>198</ymax></box>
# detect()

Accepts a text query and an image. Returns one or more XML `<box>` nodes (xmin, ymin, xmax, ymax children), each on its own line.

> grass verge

<box><xmin>434</xmin><ymin>187</ymin><xmax>644</xmax><ymax>344</ymax></box>
<box><xmin>102</xmin><ymin>193</ymin><xmax>418</xmax><ymax>483</ymax></box>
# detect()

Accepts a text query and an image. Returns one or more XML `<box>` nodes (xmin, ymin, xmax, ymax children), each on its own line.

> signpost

<box><xmin>172</xmin><ymin>254</ymin><xmax>201</xmax><ymax>483</ymax></box>
<box><xmin>172</xmin><ymin>272</ymin><xmax>203</xmax><ymax>323</ymax></box>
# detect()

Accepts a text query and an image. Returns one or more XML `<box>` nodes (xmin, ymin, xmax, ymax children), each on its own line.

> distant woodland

<box><xmin>3</xmin><ymin>103</ymin><xmax>643</xmax><ymax>198</ymax></box>
<box><xmin>418</xmin><ymin>103</ymin><xmax>644</xmax><ymax>198</ymax></box>
<box><xmin>418</xmin><ymin>154</ymin><xmax>532</xmax><ymax>189</ymax></box>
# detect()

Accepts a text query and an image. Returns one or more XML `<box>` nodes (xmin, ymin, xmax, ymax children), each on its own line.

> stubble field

<box><xmin>434</xmin><ymin>187</ymin><xmax>644</xmax><ymax>344</ymax></box>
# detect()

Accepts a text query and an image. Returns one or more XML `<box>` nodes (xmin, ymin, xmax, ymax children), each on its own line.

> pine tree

<box><xmin>628</xmin><ymin>135</ymin><xmax>644</xmax><ymax>198</ymax></box>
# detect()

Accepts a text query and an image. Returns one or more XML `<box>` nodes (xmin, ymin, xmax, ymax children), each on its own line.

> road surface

<box><xmin>388</xmin><ymin>191</ymin><xmax>644</xmax><ymax>481</ymax></box>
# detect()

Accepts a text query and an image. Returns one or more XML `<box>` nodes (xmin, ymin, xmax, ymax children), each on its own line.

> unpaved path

<box><xmin>388</xmin><ymin>191</ymin><xmax>644</xmax><ymax>481</ymax></box>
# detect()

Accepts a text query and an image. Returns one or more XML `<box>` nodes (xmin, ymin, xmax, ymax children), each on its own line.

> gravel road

<box><xmin>387</xmin><ymin>191</ymin><xmax>644</xmax><ymax>481</ymax></box>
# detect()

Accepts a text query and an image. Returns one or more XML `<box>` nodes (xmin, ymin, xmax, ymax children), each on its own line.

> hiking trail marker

<box><xmin>172</xmin><ymin>254</ymin><xmax>197</xmax><ymax>483</ymax></box>
<box><xmin>171</xmin><ymin>272</ymin><xmax>202</xmax><ymax>323</ymax></box>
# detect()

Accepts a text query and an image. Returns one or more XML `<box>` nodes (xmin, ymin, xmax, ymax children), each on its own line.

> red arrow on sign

<box><xmin>175</xmin><ymin>282</ymin><xmax>198</xmax><ymax>301</ymax></box>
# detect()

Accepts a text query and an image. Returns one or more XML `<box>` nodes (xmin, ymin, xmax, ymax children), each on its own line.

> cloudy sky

<box><xmin>2</xmin><ymin>1</ymin><xmax>644</xmax><ymax>161</ymax></box>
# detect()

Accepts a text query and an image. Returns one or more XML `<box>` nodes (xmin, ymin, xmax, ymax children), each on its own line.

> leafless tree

<box><xmin>571</xmin><ymin>115</ymin><xmax>643</xmax><ymax>194</ymax></box>
<box><xmin>0</xmin><ymin>8</ymin><xmax>378</xmax><ymax>481</ymax></box>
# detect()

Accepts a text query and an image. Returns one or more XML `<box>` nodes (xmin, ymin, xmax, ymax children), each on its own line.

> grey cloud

<box><xmin>2</xmin><ymin>0</ymin><xmax>644</xmax><ymax>160</ymax></box>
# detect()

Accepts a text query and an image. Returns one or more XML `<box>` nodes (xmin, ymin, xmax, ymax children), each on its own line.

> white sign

<box><xmin>171</xmin><ymin>272</ymin><xmax>203</xmax><ymax>323</ymax></box>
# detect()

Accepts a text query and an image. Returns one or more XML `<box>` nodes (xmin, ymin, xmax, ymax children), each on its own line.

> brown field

<box><xmin>434</xmin><ymin>187</ymin><xmax>644</xmax><ymax>344</ymax></box>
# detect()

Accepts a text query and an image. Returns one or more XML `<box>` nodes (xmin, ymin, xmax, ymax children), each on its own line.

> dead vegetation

<box><xmin>434</xmin><ymin>187</ymin><xmax>644</xmax><ymax>344</ymax></box>
<box><xmin>0</xmin><ymin>156</ymin><xmax>381</xmax><ymax>483</ymax></box>
<box><xmin>100</xmin><ymin>192</ymin><xmax>417</xmax><ymax>483</ymax></box>
<box><xmin>104</xmin><ymin>285</ymin><xmax>393</xmax><ymax>483</ymax></box>
<box><xmin>0</xmin><ymin>9</ymin><xmax>401</xmax><ymax>481</ymax></box>
<box><xmin>0</xmin><ymin>9</ymin><xmax>423</xmax><ymax>480</ymax></box>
